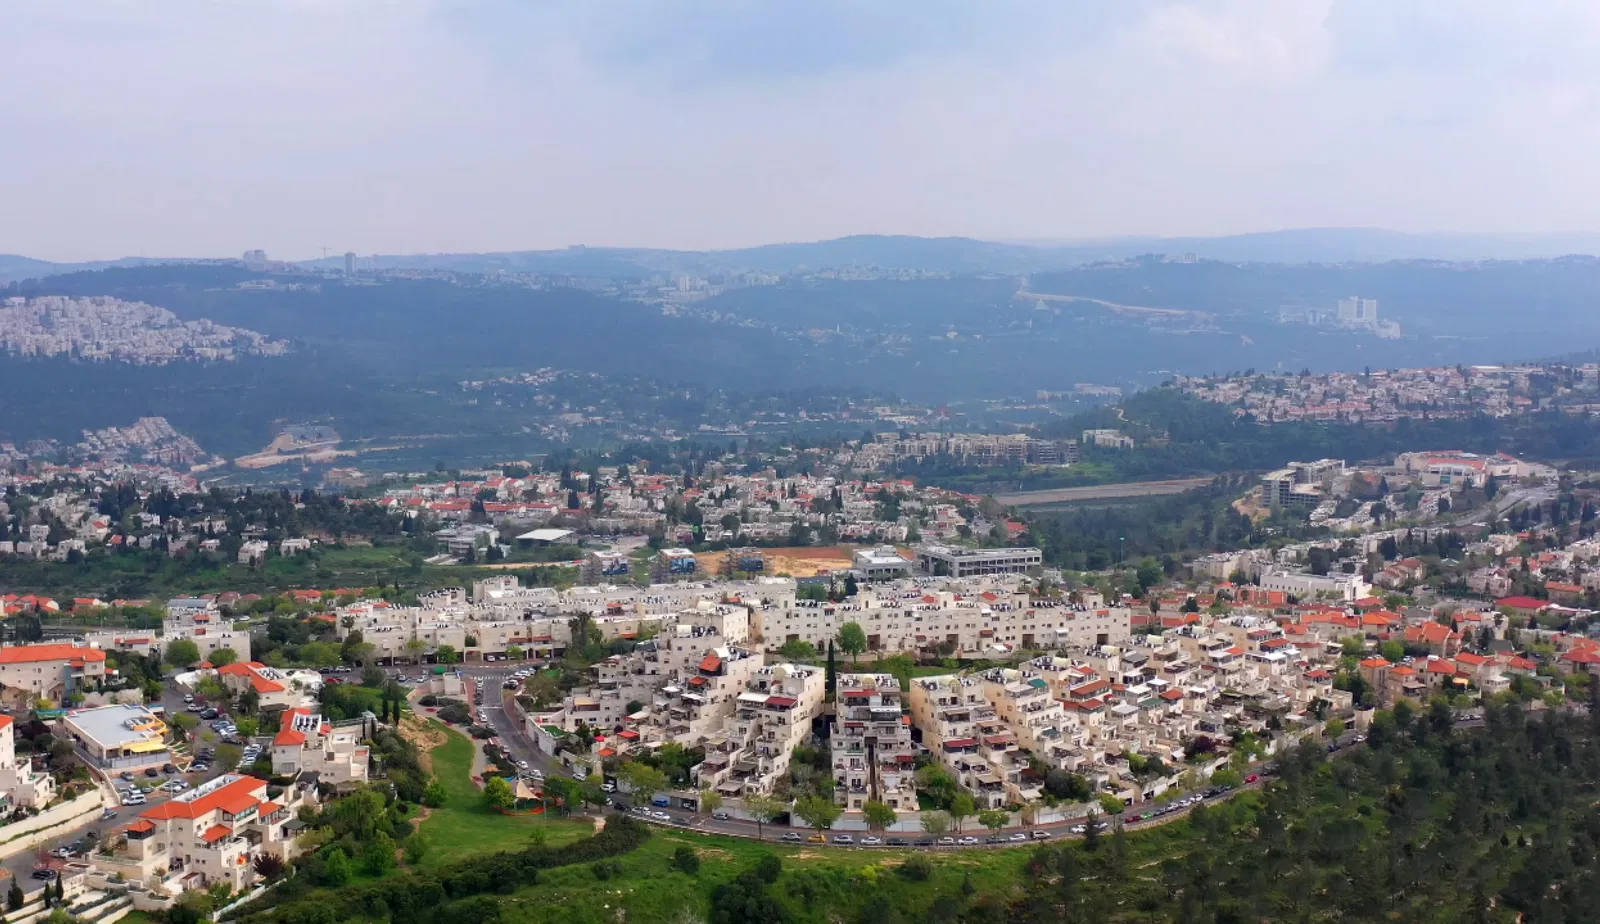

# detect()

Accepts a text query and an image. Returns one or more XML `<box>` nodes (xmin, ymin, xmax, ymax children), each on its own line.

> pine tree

<box><xmin>825</xmin><ymin>641</ymin><xmax>837</xmax><ymax>703</ymax></box>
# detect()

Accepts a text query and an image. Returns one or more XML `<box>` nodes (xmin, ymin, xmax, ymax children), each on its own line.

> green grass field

<box><xmin>417</xmin><ymin>724</ymin><xmax>591</xmax><ymax>861</ymax></box>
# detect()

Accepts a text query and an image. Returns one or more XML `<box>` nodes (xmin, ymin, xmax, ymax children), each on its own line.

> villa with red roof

<box><xmin>0</xmin><ymin>642</ymin><xmax>107</xmax><ymax>700</ymax></box>
<box><xmin>97</xmin><ymin>773</ymin><xmax>314</xmax><ymax>893</ymax></box>
<box><xmin>215</xmin><ymin>662</ymin><xmax>301</xmax><ymax>709</ymax></box>
<box><xmin>270</xmin><ymin>707</ymin><xmax>369</xmax><ymax>785</ymax></box>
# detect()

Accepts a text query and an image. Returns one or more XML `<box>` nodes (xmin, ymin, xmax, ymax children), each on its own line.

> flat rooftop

<box><xmin>65</xmin><ymin>704</ymin><xmax>168</xmax><ymax>752</ymax></box>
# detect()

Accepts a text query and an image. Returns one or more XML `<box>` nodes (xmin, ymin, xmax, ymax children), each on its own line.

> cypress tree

<box><xmin>825</xmin><ymin>640</ymin><xmax>837</xmax><ymax>703</ymax></box>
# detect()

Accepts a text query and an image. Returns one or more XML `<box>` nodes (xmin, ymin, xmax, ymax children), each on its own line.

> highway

<box><xmin>992</xmin><ymin>478</ymin><xmax>1216</xmax><ymax>507</ymax></box>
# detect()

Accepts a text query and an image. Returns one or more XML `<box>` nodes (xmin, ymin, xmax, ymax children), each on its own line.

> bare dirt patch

<box><xmin>399</xmin><ymin>714</ymin><xmax>448</xmax><ymax>773</ymax></box>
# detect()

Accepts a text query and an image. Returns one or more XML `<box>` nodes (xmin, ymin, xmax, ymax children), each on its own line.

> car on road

<box><xmin>119</xmin><ymin>771</ymin><xmax>134</xmax><ymax>782</ymax></box>
<box><xmin>183</xmin><ymin>694</ymin><xmax>194</xmax><ymax>703</ymax></box>
<box><xmin>887</xmin><ymin>838</ymin><xmax>908</xmax><ymax>847</ymax></box>
<box><xmin>859</xmin><ymin>836</ymin><xmax>881</xmax><ymax>846</ymax></box>
<box><xmin>781</xmin><ymin>832</ymin><xmax>804</xmax><ymax>842</ymax></box>
<box><xmin>101</xmin><ymin>809</ymin><xmax>118</xmax><ymax>821</ymax></box>
<box><xmin>985</xmin><ymin>836</ymin><xmax>1005</xmax><ymax>844</ymax></box>
<box><xmin>49</xmin><ymin>848</ymin><xmax>70</xmax><ymax>859</ymax></box>
<box><xmin>1008</xmin><ymin>833</ymin><xmax>1028</xmax><ymax>842</ymax></box>
<box><xmin>601</xmin><ymin>782</ymin><xmax>616</xmax><ymax>793</ymax></box>
<box><xmin>937</xmin><ymin>836</ymin><xmax>955</xmax><ymax>846</ymax></box>
<box><xmin>1070</xmin><ymin>825</ymin><xmax>1086</xmax><ymax>834</ymax></box>
<box><xmin>711</xmin><ymin>810</ymin><xmax>730</xmax><ymax>821</ymax></box>
<box><xmin>958</xmin><ymin>836</ymin><xmax>979</xmax><ymax>846</ymax></box>
<box><xmin>1245</xmin><ymin>774</ymin><xmax>1259</xmax><ymax>784</ymax></box>
<box><xmin>807</xmin><ymin>834</ymin><xmax>826</xmax><ymax>844</ymax></box>
<box><xmin>517</xmin><ymin>760</ymin><xmax>529</xmax><ymax>770</ymax></box>
<box><xmin>31</xmin><ymin>870</ymin><xmax>57</xmax><ymax>881</ymax></box>
<box><xmin>914</xmin><ymin>838</ymin><xmax>935</xmax><ymax>847</ymax></box>
<box><xmin>832</xmin><ymin>835</ymin><xmax>854</xmax><ymax>845</ymax></box>
<box><xmin>1031</xmin><ymin>830</ymin><xmax>1051</xmax><ymax>840</ymax></box>
<box><xmin>651</xmin><ymin>811</ymin><xmax>671</xmax><ymax>822</ymax></box>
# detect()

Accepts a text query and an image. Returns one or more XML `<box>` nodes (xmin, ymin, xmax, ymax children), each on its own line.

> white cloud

<box><xmin>4</xmin><ymin>1</ymin><xmax>1600</xmax><ymax>260</ymax></box>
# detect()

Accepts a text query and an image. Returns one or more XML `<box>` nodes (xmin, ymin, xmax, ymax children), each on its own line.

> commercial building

<box><xmin>851</xmin><ymin>546</ymin><xmax>913</xmax><ymax>581</ymax></box>
<box><xmin>914</xmin><ymin>545</ymin><xmax>1042</xmax><ymax>578</ymax></box>
<box><xmin>651</xmin><ymin>548</ymin><xmax>700</xmax><ymax>583</ymax></box>
<box><xmin>62</xmin><ymin>704</ymin><xmax>172</xmax><ymax>771</ymax></box>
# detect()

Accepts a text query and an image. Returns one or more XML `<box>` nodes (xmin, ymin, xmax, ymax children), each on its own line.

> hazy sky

<box><xmin>6</xmin><ymin>1</ymin><xmax>1600</xmax><ymax>261</ymax></box>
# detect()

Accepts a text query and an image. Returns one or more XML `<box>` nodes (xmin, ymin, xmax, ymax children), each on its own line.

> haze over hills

<box><xmin>14</xmin><ymin>228</ymin><xmax>1600</xmax><ymax>283</ymax></box>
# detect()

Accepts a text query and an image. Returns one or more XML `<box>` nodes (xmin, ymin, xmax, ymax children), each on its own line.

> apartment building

<box><xmin>104</xmin><ymin>774</ymin><xmax>311</xmax><ymax>892</ymax></box>
<box><xmin>830</xmin><ymin>674</ymin><xmax>916</xmax><ymax>812</ymax></box>
<box><xmin>907</xmin><ymin>675</ymin><xmax>1011</xmax><ymax>809</ymax></box>
<box><xmin>751</xmin><ymin>585</ymin><xmax>1131</xmax><ymax>657</ymax></box>
<box><xmin>0</xmin><ymin>715</ymin><xmax>54</xmax><ymax>809</ymax></box>
<box><xmin>0</xmin><ymin>642</ymin><xmax>108</xmax><ymax>700</ymax></box>
<box><xmin>270</xmin><ymin>707</ymin><xmax>369</xmax><ymax>786</ymax></box>
<box><xmin>698</xmin><ymin>662</ymin><xmax>825</xmax><ymax>798</ymax></box>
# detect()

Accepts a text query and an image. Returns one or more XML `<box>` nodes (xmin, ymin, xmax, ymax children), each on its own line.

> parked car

<box><xmin>711</xmin><ymin>810</ymin><xmax>730</xmax><ymax>821</ymax></box>
<box><xmin>958</xmin><ymin>836</ymin><xmax>979</xmax><ymax>846</ymax></box>
<box><xmin>832</xmin><ymin>835</ymin><xmax>854</xmax><ymax>845</ymax></box>
<box><xmin>143</xmin><ymin>768</ymin><xmax>159</xmax><ymax>778</ymax></box>
<box><xmin>781</xmin><ymin>832</ymin><xmax>804</xmax><ymax>842</ymax></box>
<box><xmin>1031</xmin><ymin>830</ymin><xmax>1051</xmax><ymax>840</ymax></box>
<box><xmin>937</xmin><ymin>836</ymin><xmax>956</xmax><ymax>846</ymax></box>
<box><xmin>30</xmin><ymin>870</ymin><xmax>57</xmax><ymax>881</ymax></box>
<box><xmin>1008</xmin><ymin>833</ymin><xmax>1028</xmax><ymax>842</ymax></box>
<box><xmin>859</xmin><ymin>836</ymin><xmax>881</xmax><ymax>846</ymax></box>
<box><xmin>807</xmin><ymin>834</ymin><xmax>826</xmax><ymax>844</ymax></box>
<box><xmin>887</xmin><ymin>837</ymin><xmax>908</xmax><ymax>847</ymax></box>
<box><xmin>914</xmin><ymin>838</ymin><xmax>935</xmax><ymax>847</ymax></box>
<box><xmin>119</xmin><ymin>771</ymin><xmax>134</xmax><ymax>782</ymax></box>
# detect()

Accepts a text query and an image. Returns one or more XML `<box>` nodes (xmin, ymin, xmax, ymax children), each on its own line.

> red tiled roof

<box><xmin>141</xmin><ymin>776</ymin><xmax>263</xmax><ymax>821</ymax></box>
<box><xmin>200</xmin><ymin>825</ymin><xmax>233</xmax><ymax>844</ymax></box>
<box><xmin>699</xmin><ymin>654</ymin><xmax>721</xmax><ymax>673</ymax></box>
<box><xmin>0</xmin><ymin>644</ymin><xmax>106</xmax><ymax>665</ymax></box>
<box><xmin>274</xmin><ymin>729</ymin><xmax>306</xmax><ymax>747</ymax></box>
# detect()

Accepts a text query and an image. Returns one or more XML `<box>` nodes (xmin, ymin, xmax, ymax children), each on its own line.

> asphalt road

<box><xmin>992</xmin><ymin>478</ymin><xmax>1217</xmax><ymax>507</ymax></box>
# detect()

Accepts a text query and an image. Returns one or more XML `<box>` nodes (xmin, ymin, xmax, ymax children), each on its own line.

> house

<box><xmin>0</xmin><ymin>643</ymin><xmax>108</xmax><ymax>700</ymax></box>
<box><xmin>216</xmin><ymin>662</ymin><xmax>303</xmax><ymax>709</ymax></box>
<box><xmin>62</xmin><ymin>703</ymin><xmax>172</xmax><ymax>772</ymax></box>
<box><xmin>1495</xmin><ymin>596</ymin><xmax>1548</xmax><ymax>620</ymax></box>
<box><xmin>100</xmin><ymin>774</ymin><xmax>313</xmax><ymax>893</ymax></box>
<box><xmin>270</xmin><ymin>707</ymin><xmax>369</xmax><ymax>786</ymax></box>
<box><xmin>1403</xmin><ymin>621</ymin><xmax>1461</xmax><ymax>657</ymax></box>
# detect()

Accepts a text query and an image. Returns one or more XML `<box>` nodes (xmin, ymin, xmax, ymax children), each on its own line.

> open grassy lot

<box><xmin>417</xmin><ymin>724</ymin><xmax>592</xmax><ymax>862</ymax></box>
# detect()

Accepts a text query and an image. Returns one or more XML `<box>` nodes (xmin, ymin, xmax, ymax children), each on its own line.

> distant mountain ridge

<box><xmin>13</xmin><ymin>228</ymin><xmax>1600</xmax><ymax>283</ymax></box>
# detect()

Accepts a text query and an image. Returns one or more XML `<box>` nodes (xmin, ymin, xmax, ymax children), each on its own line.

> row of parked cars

<box><xmin>773</xmin><ymin>830</ymin><xmax>1052</xmax><ymax>847</ymax></box>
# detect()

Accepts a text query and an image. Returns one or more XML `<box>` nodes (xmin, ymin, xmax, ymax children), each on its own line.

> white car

<box><xmin>859</xmin><ymin>836</ymin><xmax>881</xmax><ymax>846</ymax></box>
<box><xmin>651</xmin><ymin>811</ymin><xmax>671</xmax><ymax>821</ymax></box>
<box><xmin>958</xmin><ymin>836</ymin><xmax>979</xmax><ymax>846</ymax></box>
<box><xmin>517</xmin><ymin>760</ymin><xmax>529</xmax><ymax>770</ymax></box>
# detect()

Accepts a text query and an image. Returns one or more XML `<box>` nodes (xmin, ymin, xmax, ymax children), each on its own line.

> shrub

<box><xmin>672</xmin><ymin>846</ymin><xmax>700</xmax><ymax>876</ymax></box>
<box><xmin>897</xmin><ymin>854</ymin><xmax>933</xmax><ymax>881</ymax></box>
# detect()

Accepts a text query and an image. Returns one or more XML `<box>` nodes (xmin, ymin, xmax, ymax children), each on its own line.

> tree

<box><xmin>863</xmin><ymin>800</ymin><xmax>897</xmax><ymax>833</ymax></box>
<box><xmin>825</xmin><ymin>640</ymin><xmax>837</xmax><ymax>702</ymax></box>
<box><xmin>949</xmin><ymin>793</ymin><xmax>976</xmax><ymax>833</ymax></box>
<box><xmin>621</xmin><ymin>762</ymin><xmax>668</xmax><ymax>803</ymax></box>
<box><xmin>165</xmin><ymin>638</ymin><xmax>201</xmax><ymax>668</ymax></box>
<box><xmin>434</xmin><ymin>644</ymin><xmax>459</xmax><ymax>666</ymax></box>
<box><xmin>1380</xmin><ymin>640</ymin><xmax>1405</xmax><ymax>664</ymax></box>
<box><xmin>793</xmin><ymin>794</ymin><xmax>841</xmax><ymax>835</ymax></box>
<box><xmin>505</xmin><ymin>645</ymin><xmax>525</xmax><ymax>661</ymax></box>
<box><xmin>920</xmin><ymin>810</ymin><xmax>952</xmax><ymax>836</ymax></box>
<box><xmin>1082</xmin><ymin>810</ymin><xmax>1101</xmax><ymax>852</ymax></box>
<box><xmin>6</xmin><ymin>880</ymin><xmax>20</xmax><ymax>911</ymax></box>
<box><xmin>215</xmin><ymin>744</ymin><xmax>242</xmax><ymax>771</ymax></box>
<box><xmin>837</xmin><ymin>622</ymin><xmax>868</xmax><ymax>663</ymax></box>
<box><xmin>363</xmin><ymin>833</ymin><xmax>398</xmax><ymax>875</ymax></box>
<box><xmin>1325</xmin><ymin>717</ymin><xmax>1347</xmax><ymax>739</ymax></box>
<box><xmin>252</xmin><ymin>853</ymin><xmax>286</xmax><ymax>881</ymax></box>
<box><xmin>979</xmin><ymin>809</ymin><xmax>1010</xmax><ymax>836</ymax></box>
<box><xmin>777</xmin><ymin>639</ymin><xmax>817</xmax><ymax>661</ymax></box>
<box><xmin>672</xmin><ymin>845</ymin><xmax>701</xmax><ymax>876</ymax></box>
<box><xmin>699</xmin><ymin>789</ymin><xmax>723</xmax><ymax>816</ymax></box>
<box><xmin>404</xmin><ymin>637</ymin><xmax>426</xmax><ymax>664</ymax></box>
<box><xmin>208</xmin><ymin>647</ymin><xmax>239</xmax><ymax>668</ymax></box>
<box><xmin>744</xmin><ymin>794</ymin><xmax>783</xmax><ymax>841</ymax></box>
<box><xmin>167</xmin><ymin>891</ymin><xmax>216</xmax><ymax>924</ymax></box>
<box><xmin>321</xmin><ymin>847</ymin><xmax>352</xmax><ymax>886</ymax></box>
<box><xmin>484</xmin><ymin>776</ymin><xmax>515</xmax><ymax>812</ymax></box>
<box><xmin>422</xmin><ymin>778</ymin><xmax>447</xmax><ymax>808</ymax></box>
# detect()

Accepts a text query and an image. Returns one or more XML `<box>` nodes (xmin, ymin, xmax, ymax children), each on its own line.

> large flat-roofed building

<box><xmin>915</xmin><ymin>545</ymin><xmax>1042</xmax><ymax>578</ymax></box>
<box><xmin>62</xmin><ymin>703</ymin><xmax>171</xmax><ymax>770</ymax></box>
<box><xmin>851</xmin><ymin>545</ymin><xmax>913</xmax><ymax>581</ymax></box>
<box><xmin>0</xmin><ymin>642</ymin><xmax>108</xmax><ymax>700</ymax></box>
